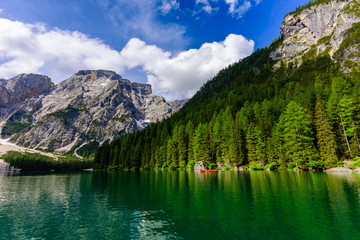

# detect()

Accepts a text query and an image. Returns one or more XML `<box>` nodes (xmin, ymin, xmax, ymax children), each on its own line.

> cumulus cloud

<box><xmin>0</xmin><ymin>18</ymin><xmax>123</xmax><ymax>81</ymax></box>
<box><xmin>120</xmin><ymin>34</ymin><xmax>254</xmax><ymax>99</ymax></box>
<box><xmin>0</xmin><ymin>18</ymin><xmax>254</xmax><ymax>100</ymax></box>
<box><xmin>159</xmin><ymin>0</ymin><xmax>180</xmax><ymax>15</ymax></box>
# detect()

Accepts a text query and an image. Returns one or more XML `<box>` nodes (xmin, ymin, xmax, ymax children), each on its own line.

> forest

<box><xmin>2</xmin><ymin>151</ymin><xmax>93</xmax><ymax>172</ymax></box>
<box><xmin>94</xmin><ymin>41</ymin><xmax>360</xmax><ymax>171</ymax></box>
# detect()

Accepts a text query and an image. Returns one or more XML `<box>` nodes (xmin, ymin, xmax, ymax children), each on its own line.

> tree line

<box><xmin>94</xmin><ymin>47</ymin><xmax>360</xmax><ymax>171</ymax></box>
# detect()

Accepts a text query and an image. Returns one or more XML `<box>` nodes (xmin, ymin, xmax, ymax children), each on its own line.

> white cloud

<box><xmin>195</xmin><ymin>0</ymin><xmax>261</xmax><ymax>18</ymax></box>
<box><xmin>225</xmin><ymin>0</ymin><xmax>252</xmax><ymax>18</ymax></box>
<box><xmin>0</xmin><ymin>8</ymin><xmax>3</xmax><ymax>14</ymax></box>
<box><xmin>120</xmin><ymin>34</ymin><xmax>254</xmax><ymax>99</ymax></box>
<box><xmin>195</xmin><ymin>0</ymin><xmax>218</xmax><ymax>14</ymax></box>
<box><xmin>159</xmin><ymin>0</ymin><xmax>180</xmax><ymax>15</ymax></box>
<box><xmin>0</xmin><ymin>18</ymin><xmax>123</xmax><ymax>81</ymax></box>
<box><xmin>0</xmin><ymin>18</ymin><xmax>254</xmax><ymax>100</ymax></box>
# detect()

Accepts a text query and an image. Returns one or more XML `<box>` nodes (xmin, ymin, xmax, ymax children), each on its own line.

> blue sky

<box><xmin>0</xmin><ymin>0</ymin><xmax>308</xmax><ymax>100</ymax></box>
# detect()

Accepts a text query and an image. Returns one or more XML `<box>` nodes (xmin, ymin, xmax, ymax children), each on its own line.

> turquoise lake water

<box><xmin>1</xmin><ymin>171</ymin><xmax>360</xmax><ymax>239</ymax></box>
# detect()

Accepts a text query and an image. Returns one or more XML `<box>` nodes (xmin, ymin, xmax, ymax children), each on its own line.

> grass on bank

<box><xmin>2</xmin><ymin>151</ymin><xmax>93</xmax><ymax>172</ymax></box>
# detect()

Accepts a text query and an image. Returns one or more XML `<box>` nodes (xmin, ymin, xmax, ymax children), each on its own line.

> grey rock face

<box><xmin>270</xmin><ymin>0</ymin><xmax>360</xmax><ymax>68</ymax></box>
<box><xmin>0</xmin><ymin>74</ymin><xmax>54</xmax><ymax>108</ymax></box>
<box><xmin>8</xmin><ymin>70</ymin><xmax>187</xmax><ymax>150</ymax></box>
<box><xmin>0</xmin><ymin>74</ymin><xmax>54</xmax><ymax>135</ymax></box>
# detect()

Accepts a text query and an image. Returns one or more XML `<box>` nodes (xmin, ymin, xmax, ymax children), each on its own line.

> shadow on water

<box><xmin>1</xmin><ymin>170</ymin><xmax>360</xmax><ymax>239</ymax></box>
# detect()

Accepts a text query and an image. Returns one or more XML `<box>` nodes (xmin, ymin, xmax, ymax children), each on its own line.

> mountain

<box><xmin>0</xmin><ymin>73</ymin><xmax>53</xmax><ymax>109</ymax></box>
<box><xmin>0</xmin><ymin>73</ymin><xmax>54</xmax><ymax>137</ymax></box>
<box><xmin>270</xmin><ymin>0</ymin><xmax>359</xmax><ymax>70</ymax></box>
<box><xmin>0</xmin><ymin>70</ymin><xmax>187</xmax><ymax>153</ymax></box>
<box><xmin>94</xmin><ymin>0</ymin><xmax>360</xmax><ymax>171</ymax></box>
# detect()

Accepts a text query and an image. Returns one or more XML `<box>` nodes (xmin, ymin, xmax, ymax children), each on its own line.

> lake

<box><xmin>1</xmin><ymin>171</ymin><xmax>360</xmax><ymax>239</ymax></box>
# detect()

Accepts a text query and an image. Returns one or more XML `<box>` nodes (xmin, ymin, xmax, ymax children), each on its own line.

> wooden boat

<box><xmin>200</xmin><ymin>169</ymin><xmax>218</xmax><ymax>173</ymax></box>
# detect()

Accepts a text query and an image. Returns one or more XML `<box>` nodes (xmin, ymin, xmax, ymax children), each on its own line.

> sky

<box><xmin>0</xmin><ymin>0</ymin><xmax>308</xmax><ymax>100</ymax></box>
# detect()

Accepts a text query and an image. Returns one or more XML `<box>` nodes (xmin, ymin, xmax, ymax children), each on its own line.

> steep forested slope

<box><xmin>95</xmin><ymin>47</ymin><xmax>359</xmax><ymax>170</ymax></box>
<box><xmin>94</xmin><ymin>0</ymin><xmax>360</xmax><ymax>171</ymax></box>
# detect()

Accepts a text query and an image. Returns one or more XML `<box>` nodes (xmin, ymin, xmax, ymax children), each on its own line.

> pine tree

<box><xmin>351</xmin><ymin>82</ymin><xmax>360</xmax><ymax>152</ymax></box>
<box><xmin>130</xmin><ymin>141</ymin><xmax>141</xmax><ymax>169</ymax></box>
<box><xmin>315</xmin><ymin>100</ymin><xmax>338</xmax><ymax>168</ymax></box>
<box><xmin>327</xmin><ymin>76</ymin><xmax>351</xmax><ymax>121</ymax></box>
<box><xmin>194</xmin><ymin>123</ymin><xmax>212</xmax><ymax>167</ymax></box>
<box><xmin>112</xmin><ymin>145</ymin><xmax>120</xmax><ymax>167</ymax></box>
<box><xmin>260</xmin><ymin>98</ymin><xmax>274</xmax><ymax>138</ymax></box>
<box><xmin>238</xmin><ymin>101</ymin><xmax>253</xmax><ymax>132</ymax></box>
<box><xmin>337</xmin><ymin>95</ymin><xmax>356</xmax><ymax>156</ymax></box>
<box><xmin>158</xmin><ymin>142</ymin><xmax>167</xmax><ymax>168</ymax></box>
<box><xmin>266</xmin><ymin>134</ymin><xmax>278</xmax><ymax>164</ymax></box>
<box><xmin>185</xmin><ymin>121</ymin><xmax>195</xmax><ymax>162</ymax></box>
<box><xmin>212</xmin><ymin>114</ymin><xmax>223</xmax><ymax>163</ymax></box>
<box><xmin>177</xmin><ymin>124</ymin><xmax>188</xmax><ymax>168</ymax></box>
<box><xmin>220</xmin><ymin>108</ymin><xmax>233</xmax><ymax>161</ymax></box>
<box><xmin>255</xmin><ymin>127</ymin><xmax>266</xmax><ymax>164</ymax></box>
<box><xmin>281</xmin><ymin>101</ymin><xmax>318</xmax><ymax>169</ymax></box>
<box><xmin>229</xmin><ymin>116</ymin><xmax>245</xmax><ymax>166</ymax></box>
<box><xmin>246</xmin><ymin>123</ymin><xmax>257</xmax><ymax>163</ymax></box>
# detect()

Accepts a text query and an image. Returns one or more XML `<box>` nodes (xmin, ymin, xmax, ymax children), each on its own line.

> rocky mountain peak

<box><xmin>75</xmin><ymin>69</ymin><xmax>117</xmax><ymax>77</ymax></box>
<box><xmin>270</xmin><ymin>0</ymin><xmax>360</xmax><ymax>70</ymax></box>
<box><xmin>0</xmin><ymin>73</ymin><xmax>54</xmax><ymax>108</ymax></box>
<box><xmin>2</xmin><ymin>70</ymin><xmax>187</xmax><ymax>152</ymax></box>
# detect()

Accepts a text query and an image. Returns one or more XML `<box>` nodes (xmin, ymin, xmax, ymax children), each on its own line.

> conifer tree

<box><xmin>266</xmin><ymin>134</ymin><xmax>278</xmax><ymax>165</ymax></box>
<box><xmin>327</xmin><ymin>76</ymin><xmax>351</xmax><ymax>121</ymax></box>
<box><xmin>112</xmin><ymin>145</ymin><xmax>120</xmax><ymax>166</ymax></box>
<box><xmin>194</xmin><ymin>123</ymin><xmax>212</xmax><ymax>167</ymax></box>
<box><xmin>255</xmin><ymin>127</ymin><xmax>266</xmax><ymax>164</ymax></box>
<box><xmin>177</xmin><ymin>124</ymin><xmax>188</xmax><ymax>168</ymax></box>
<box><xmin>158</xmin><ymin>142</ymin><xmax>167</xmax><ymax>167</ymax></box>
<box><xmin>166</xmin><ymin>138</ymin><xmax>173</xmax><ymax>166</ymax></box>
<box><xmin>238</xmin><ymin>101</ymin><xmax>253</xmax><ymax>132</ymax></box>
<box><xmin>246</xmin><ymin>123</ymin><xmax>257</xmax><ymax>163</ymax></box>
<box><xmin>315</xmin><ymin>101</ymin><xmax>338</xmax><ymax>168</ymax></box>
<box><xmin>337</xmin><ymin>96</ymin><xmax>356</xmax><ymax>156</ymax></box>
<box><xmin>185</xmin><ymin>121</ymin><xmax>195</xmax><ymax>162</ymax></box>
<box><xmin>221</xmin><ymin>108</ymin><xmax>233</xmax><ymax>161</ymax></box>
<box><xmin>351</xmin><ymin>82</ymin><xmax>360</xmax><ymax>152</ymax></box>
<box><xmin>281</xmin><ymin>101</ymin><xmax>318</xmax><ymax>169</ymax></box>
<box><xmin>212</xmin><ymin>114</ymin><xmax>223</xmax><ymax>162</ymax></box>
<box><xmin>229</xmin><ymin>116</ymin><xmax>245</xmax><ymax>166</ymax></box>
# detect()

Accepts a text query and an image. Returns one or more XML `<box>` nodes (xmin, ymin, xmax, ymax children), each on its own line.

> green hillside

<box><xmin>94</xmin><ymin>36</ymin><xmax>360</xmax><ymax>171</ymax></box>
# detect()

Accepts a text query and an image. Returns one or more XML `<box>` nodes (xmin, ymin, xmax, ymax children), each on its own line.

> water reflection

<box><xmin>1</xmin><ymin>171</ymin><xmax>360</xmax><ymax>239</ymax></box>
<box><xmin>0</xmin><ymin>160</ymin><xmax>20</xmax><ymax>176</ymax></box>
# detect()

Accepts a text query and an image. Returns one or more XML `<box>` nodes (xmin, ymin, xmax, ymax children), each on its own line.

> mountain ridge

<box><xmin>0</xmin><ymin>70</ymin><xmax>187</xmax><ymax>153</ymax></box>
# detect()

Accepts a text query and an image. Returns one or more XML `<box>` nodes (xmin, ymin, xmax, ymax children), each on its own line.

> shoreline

<box><xmin>0</xmin><ymin>138</ymin><xmax>57</xmax><ymax>157</ymax></box>
<box><xmin>1</xmin><ymin>140</ymin><xmax>358</xmax><ymax>175</ymax></box>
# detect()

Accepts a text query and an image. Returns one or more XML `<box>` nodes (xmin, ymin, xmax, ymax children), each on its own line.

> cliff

<box><xmin>270</xmin><ymin>0</ymin><xmax>360</xmax><ymax>70</ymax></box>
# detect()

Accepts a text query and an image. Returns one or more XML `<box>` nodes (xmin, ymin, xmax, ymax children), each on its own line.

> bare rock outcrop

<box><xmin>0</xmin><ymin>74</ymin><xmax>54</xmax><ymax>108</ymax></box>
<box><xmin>270</xmin><ymin>0</ymin><xmax>360</xmax><ymax>69</ymax></box>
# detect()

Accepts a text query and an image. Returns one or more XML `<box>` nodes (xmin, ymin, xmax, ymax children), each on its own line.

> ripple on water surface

<box><xmin>1</xmin><ymin>171</ymin><xmax>360</xmax><ymax>239</ymax></box>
